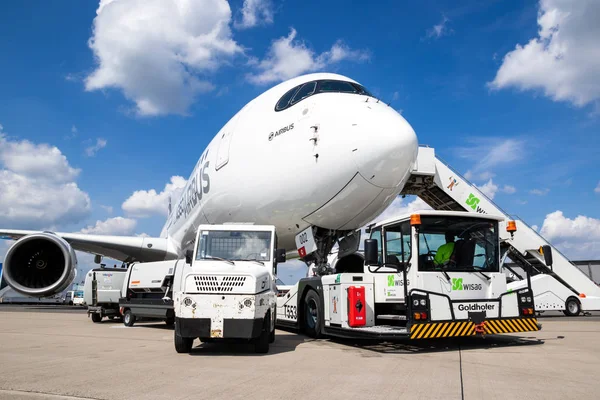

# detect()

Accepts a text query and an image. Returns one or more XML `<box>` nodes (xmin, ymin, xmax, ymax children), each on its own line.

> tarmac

<box><xmin>0</xmin><ymin>305</ymin><xmax>599</xmax><ymax>400</ymax></box>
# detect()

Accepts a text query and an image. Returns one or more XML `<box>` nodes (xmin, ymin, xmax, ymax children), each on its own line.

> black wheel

<box><xmin>563</xmin><ymin>298</ymin><xmax>581</xmax><ymax>316</ymax></box>
<box><xmin>269</xmin><ymin>327</ymin><xmax>275</xmax><ymax>343</ymax></box>
<box><xmin>269</xmin><ymin>310</ymin><xmax>276</xmax><ymax>343</ymax></box>
<box><xmin>254</xmin><ymin>313</ymin><xmax>270</xmax><ymax>354</ymax></box>
<box><xmin>123</xmin><ymin>310</ymin><xmax>136</xmax><ymax>327</ymax></box>
<box><xmin>165</xmin><ymin>317</ymin><xmax>175</xmax><ymax>326</ymax></box>
<box><xmin>174</xmin><ymin>322</ymin><xmax>194</xmax><ymax>353</ymax></box>
<box><xmin>91</xmin><ymin>313</ymin><xmax>102</xmax><ymax>323</ymax></box>
<box><xmin>303</xmin><ymin>290</ymin><xmax>323</xmax><ymax>338</ymax></box>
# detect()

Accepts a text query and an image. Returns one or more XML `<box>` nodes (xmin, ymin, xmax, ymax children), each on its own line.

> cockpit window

<box><xmin>274</xmin><ymin>79</ymin><xmax>373</xmax><ymax>112</ymax></box>
<box><xmin>317</xmin><ymin>80</ymin><xmax>359</xmax><ymax>94</ymax></box>
<box><xmin>354</xmin><ymin>84</ymin><xmax>374</xmax><ymax>97</ymax></box>
<box><xmin>291</xmin><ymin>82</ymin><xmax>317</xmax><ymax>105</ymax></box>
<box><xmin>275</xmin><ymin>86</ymin><xmax>300</xmax><ymax>111</ymax></box>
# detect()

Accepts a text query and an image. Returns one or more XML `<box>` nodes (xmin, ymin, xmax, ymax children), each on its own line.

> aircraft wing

<box><xmin>0</xmin><ymin>229</ymin><xmax>178</xmax><ymax>263</ymax></box>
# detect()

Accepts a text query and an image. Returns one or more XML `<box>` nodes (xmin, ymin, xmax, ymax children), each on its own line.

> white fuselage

<box><xmin>159</xmin><ymin>72</ymin><xmax>419</xmax><ymax>257</ymax></box>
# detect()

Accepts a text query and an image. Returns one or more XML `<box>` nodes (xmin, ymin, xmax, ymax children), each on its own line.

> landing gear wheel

<box><xmin>563</xmin><ymin>298</ymin><xmax>581</xmax><ymax>316</ymax></box>
<box><xmin>254</xmin><ymin>314</ymin><xmax>271</xmax><ymax>354</ymax></box>
<box><xmin>174</xmin><ymin>322</ymin><xmax>193</xmax><ymax>353</ymax></box>
<box><xmin>123</xmin><ymin>310</ymin><xmax>136</xmax><ymax>327</ymax></box>
<box><xmin>91</xmin><ymin>313</ymin><xmax>102</xmax><ymax>323</ymax></box>
<box><xmin>304</xmin><ymin>290</ymin><xmax>323</xmax><ymax>339</ymax></box>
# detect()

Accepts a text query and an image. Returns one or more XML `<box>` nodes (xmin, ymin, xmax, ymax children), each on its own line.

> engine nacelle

<box><xmin>3</xmin><ymin>233</ymin><xmax>78</xmax><ymax>297</ymax></box>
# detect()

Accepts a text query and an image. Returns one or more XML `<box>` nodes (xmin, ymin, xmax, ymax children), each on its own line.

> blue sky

<box><xmin>0</xmin><ymin>0</ymin><xmax>599</xmax><ymax>284</ymax></box>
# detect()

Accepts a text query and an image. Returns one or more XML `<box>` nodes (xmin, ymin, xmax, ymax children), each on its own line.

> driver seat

<box><xmin>454</xmin><ymin>239</ymin><xmax>476</xmax><ymax>267</ymax></box>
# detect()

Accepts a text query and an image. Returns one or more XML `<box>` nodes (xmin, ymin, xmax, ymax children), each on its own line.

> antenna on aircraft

<box><xmin>168</xmin><ymin>196</ymin><xmax>172</xmax><ymax>215</ymax></box>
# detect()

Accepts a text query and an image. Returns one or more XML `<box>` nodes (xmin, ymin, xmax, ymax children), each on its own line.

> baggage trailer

<box><xmin>276</xmin><ymin>210</ymin><xmax>542</xmax><ymax>340</ymax></box>
<box><xmin>85</xmin><ymin>268</ymin><xmax>127</xmax><ymax>322</ymax></box>
<box><xmin>118</xmin><ymin>260</ymin><xmax>179</xmax><ymax>327</ymax></box>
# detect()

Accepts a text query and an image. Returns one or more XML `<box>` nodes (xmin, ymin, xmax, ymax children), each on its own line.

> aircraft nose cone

<box><xmin>352</xmin><ymin>107</ymin><xmax>418</xmax><ymax>188</ymax></box>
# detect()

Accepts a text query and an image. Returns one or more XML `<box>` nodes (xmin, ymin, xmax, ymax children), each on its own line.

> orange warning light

<box><xmin>410</xmin><ymin>214</ymin><xmax>421</xmax><ymax>226</ymax></box>
<box><xmin>507</xmin><ymin>220</ymin><xmax>517</xmax><ymax>232</ymax></box>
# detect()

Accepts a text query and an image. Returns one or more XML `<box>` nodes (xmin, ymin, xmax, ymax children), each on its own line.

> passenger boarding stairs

<box><xmin>399</xmin><ymin>146</ymin><xmax>600</xmax><ymax>313</ymax></box>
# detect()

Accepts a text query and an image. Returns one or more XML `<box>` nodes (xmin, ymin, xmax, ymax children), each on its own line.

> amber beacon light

<box><xmin>410</xmin><ymin>214</ymin><xmax>421</xmax><ymax>226</ymax></box>
<box><xmin>506</xmin><ymin>220</ymin><xmax>517</xmax><ymax>232</ymax></box>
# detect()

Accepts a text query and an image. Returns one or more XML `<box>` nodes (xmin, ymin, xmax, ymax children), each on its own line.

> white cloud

<box><xmin>369</xmin><ymin>197</ymin><xmax>432</xmax><ymax>225</ymax></box>
<box><xmin>85</xmin><ymin>0</ymin><xmax>242</xmax><ymax>116</ymax></box>
<box><xmin>489</xmin><ymin>0</ymin><xmax>600</xmax><ymax>108</ymax></box>
<box><xmin>122</xmin><ymin>176</ymin><xmax>186</xmax><ymax>218</ymax></box>
<box><xmin>457</xmin><ymin>137</ymin><xmax>525</xmax><ymax>177</ymax></box>
<box><xmin>247</xmin><ymin>28</ymin><xmax>370</xmax><ymax>85</ymax></box>
<box><xmin>234</xmin><ymin>0</ymin><xmax>274</xmax><ymax>29</ymax></box>
<box><xmin>595</xmin><ymin>182</ymin><xmax>600</xmax><ymax>193</ymax></box>
<box><xmin>530</xmin><ymin>188</ymin><xmax>550</xmax><ymax>195</ymax></box>
<box><xmin>464</xmin><ymin>170</ymin><xmax>496</xmax><ymax>182</ymax></box>
<box><xmin>0</xmin><ymin>132</ymin><xmax>80</xmax><ymax>184</ymax></box>
<box><xmin>0</xmin><ymin>127</ymin><xmax>90</xmax><ymax>229</ymax></box>
<box><xmin>540</xmin><ymin>210</ymin><xmax>600</xmax><ymax>259</ymax></box>
<box><xmin>425</xmin><ymin>15</ymin><xmax>453</xmax><ymax>40</ymax></box>
<box><xmin>502</xmin><ymin>185</ymin><xmax>517</xmax><ymax>194</ymax></box>
<box><xmin>85</xmin><ymin>138</ymin><xmax>107</xmax><ymax>157</ymax></box>
<box><xmin>79</xmin><ymin>217</ymin><xmax>137</xmax><ymax>236</ymax></box>
<box><xmin>476</xmin><ymin>179</ymin><xmax>499</xmax><ymax>199</ymax></box>
<box><xmin>392</xmin><ymin>91</ymin><xmax>399</xmax><ymax>101</ymax></box>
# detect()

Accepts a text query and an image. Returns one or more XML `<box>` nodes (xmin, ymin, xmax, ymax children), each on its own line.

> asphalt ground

<box><xmin>0</xmin><ymin>306</ymin><xmax>599</xmax><ymax>400</ymax></box>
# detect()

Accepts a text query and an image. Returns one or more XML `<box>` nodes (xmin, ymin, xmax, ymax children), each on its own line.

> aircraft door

<box><xmin>215</xmin><ymin>113</ymin><xmax>240</xmax><ymax>170</ymax></box>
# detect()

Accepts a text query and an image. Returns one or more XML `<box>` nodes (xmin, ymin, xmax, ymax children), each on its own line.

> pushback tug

<box><xmin>276</xmin><ymin>210</ymin><xmax>542</xmax><ymax>340</ymax></box>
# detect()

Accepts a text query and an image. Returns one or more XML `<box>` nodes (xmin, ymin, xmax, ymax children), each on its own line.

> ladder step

<box><xmin>377</xmin><ymin>314</ymin><xmax>407</xmax><ymax>321</ymax></box>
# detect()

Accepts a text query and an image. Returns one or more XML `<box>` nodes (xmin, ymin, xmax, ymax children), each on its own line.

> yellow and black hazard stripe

<box><xmin>410</xmin><ymin>318</ymin><xmax>539</xmax><ymax>339</ymax></box>
<box><xmin>483</xmin><ymin>318</ymin><xmax>539</xmax><ymax>335</ymax></box>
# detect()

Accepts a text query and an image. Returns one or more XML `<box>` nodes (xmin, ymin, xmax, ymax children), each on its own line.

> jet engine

<box><xmin>2</xmin><ymin>233</ymin><xmax>78</xmax><ymax>297</ymax></box>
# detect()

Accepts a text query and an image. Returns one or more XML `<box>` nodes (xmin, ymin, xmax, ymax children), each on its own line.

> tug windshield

<box><xmin>415</xmin><ymin>216</ymin><xmax>500</xmax><ymax>273</ymax></box>
<box><xmin>196</xmin><ymin>230</ymin><xmax>272</xmax><ymax>263</ymax></box>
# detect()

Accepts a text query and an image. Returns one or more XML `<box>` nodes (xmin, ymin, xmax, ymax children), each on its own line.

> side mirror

<box><xmin>94</xmin><ymin>254</ymin><xmax>102</xmax><ymax>264</ymax></box>
<box><xmin>276</xmin><ymin>248</ymin><xmax>286</xmax><ymax>263</ymax></box>
<box><xmin>364</xmin><ymin>239</ymin><xmax>378</xmax><ymax>266</ymax></box>
<box><xmin>542</xmin><ymin>245</ymin><xmax>553</xmax><ymax>267</ymax></box>
<box><xmin>185</xmin><ymin>249</ymin><xmax>194</xmax><ymax>265</ymax></box>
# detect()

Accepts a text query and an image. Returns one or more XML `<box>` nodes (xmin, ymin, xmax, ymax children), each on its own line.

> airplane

<box><xmin>0</xmin><ymin>72</ymin><xmax>418</xmax><ymax>298</ymax></box>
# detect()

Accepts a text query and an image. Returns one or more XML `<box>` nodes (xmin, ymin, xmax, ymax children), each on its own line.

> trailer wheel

<box><xmin>91</xmin><ymin>313</ymin><xmax>102</xmax><ymax>323</ymax></box>
<box><xmin>174</xmin><ymin>324</ymin><xmax>193</xmax><ymax>354</ymax></box>
<box><xmin>254</xmin><ymin>313</ymin><xmax>270</xmax><ymax>354</ymax></box>
<box><xmin>303</xmin><ymin>290</ymin><xmax>323</xmax><ymax>339</ymax></box>
<box><xmin>123</xmin><ymin>310</ymin><xmax>136</xmax><ymax>327</ymax></box>
<box><xmin>563</xmin><ymin>297</ymin><xmax>581</xmax><ymax>316</ymax></box>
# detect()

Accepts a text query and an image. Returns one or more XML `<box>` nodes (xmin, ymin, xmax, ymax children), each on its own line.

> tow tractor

<box><xmin>172</xmin><ymin>224</ymin><xmax>286</xmax><ymax>353</ymax></box>
<box><xmin>276</xmin><ymin>210</ymin><xmax>542</xmax><ymax>340</ymax></box>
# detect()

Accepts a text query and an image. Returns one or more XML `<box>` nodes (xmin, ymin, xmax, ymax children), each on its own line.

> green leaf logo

<box><xmin>388</xmin><ymin>275</ymin><xmax>394</xmax><ymax>287</ymax></box>
<box><xmin>452</xmin><ymin>278</ymin><xmax>463</xmax><ymax>291</ymax></box>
